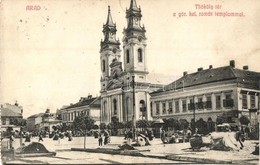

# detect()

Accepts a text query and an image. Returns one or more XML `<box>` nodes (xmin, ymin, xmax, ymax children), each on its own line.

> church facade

<box><xmin>100</xmin><ymin>0</ymin><xmax>161</xmax><ymax>124</ymax></box>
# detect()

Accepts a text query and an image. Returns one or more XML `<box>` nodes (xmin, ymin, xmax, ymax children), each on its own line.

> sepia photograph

<box><xmin>1</xmin><ymin>0</ymin><xmax>259</xmax><ymax>164</ymax></box>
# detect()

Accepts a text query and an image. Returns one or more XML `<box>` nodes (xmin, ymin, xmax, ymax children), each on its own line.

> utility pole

<box><xmin>132</xmin><ymin>76</ymin><xmax>136</xmax><ymax>140</ymax></box>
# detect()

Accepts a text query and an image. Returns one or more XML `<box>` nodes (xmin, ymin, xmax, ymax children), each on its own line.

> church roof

<box><xmin>129</xmin><ymin>0</ymin><xmax>139</xmax><ymax>11</ymax></box>
<box><xmin>152</xmin><ymin>65</ymin><xmax>260</xmax><ymax>94</ymax></box>
<box><xmin>106</xmin><ymin>6</ymin><xmax>115</xmax><ymax>26</ymax></box>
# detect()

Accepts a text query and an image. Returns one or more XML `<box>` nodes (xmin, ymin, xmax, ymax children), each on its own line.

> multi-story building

<box><xmin>26</xmin><ymin>113</ymin><xmax>44</xmax><ymax>132</ymax></box>
<box><xmin>26</xmin><ymin>110</ymin><xmax>62</xmax><ymax>132</ymax></box>
<box><xmin>150</xmin><ymin>61</ymin><xmax>260</xmax><ymax>125</ymax></box>
<box><xmin>59</xmin><ymin>95</ymin><xmax>101</xmax><ymax>125</ymax></box>
<box><xmin>1</xmin><ymin>102</ymin><xmax>23</xmax><ymax>132</ymax></box>
<box><xmin>100</xmin><ymin>0</ymin><xmax>161</xmax><ymax>124</ymax></box>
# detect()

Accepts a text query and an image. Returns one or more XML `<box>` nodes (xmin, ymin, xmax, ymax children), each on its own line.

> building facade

<box><xmin>100</xmin><ymin>0</ymin><xmax>161</xmax><ymax>124</ymax></box>
<box><xmin>26</xmin><ymin>113</ymin><xmax>44</xmax><ymax>132</ymax></box>
<box><xmin>59</xmin><ymin>95</ymin><xmax>101</xmax><ymax>125</ymax></box>
<box><xmin>150</xmin><ymin>61</ymin><xmax>260</xmax><ymax>125</ymax></box>
<box><xmin>1</xmin><ymin>103</ymin><xmax>23</xmax><ymax>132</ymax></box>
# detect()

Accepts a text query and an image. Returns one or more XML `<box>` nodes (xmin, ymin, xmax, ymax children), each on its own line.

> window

<box><xmin>168</xmin><ymin>101</ymin><xmax>173</xmax><ymax>113</ymax></box>
<box><xmin>223</xmin><ymin>93</ymin><xmax>233</xmax><ymax>108</ymax></box>
<box><xmin>197</xmin><ymin>97</ymin><xmax>203</xmax><ymax>109</ymax></box>
<box><xmin>138</xmin><ymin>49</ymin><xmax>143</xmax><ymax>63</ymax></box>
<box><xmin>216</xmin><ymin>95</ymin><xmax>221</xmax><ymax>109</ymax></box>
<box><xmin>113</xmin><ymin>99</ymin><xmax>117</xmax><ymax>115</ymax></box>
<box><xmin>156</xmin><ymin>103</ymin><xmax>160</xmax><ymax>115</ymax></box>
<box><xmin>242</xmin><ymin>94</ymin><xmax>247</xmax><ymax>109</ymax></box>
<box><xmin>188</xmin><ymin>99</ymin><xmax>194</xmax><ymax>110</ymax></box>
<box><xmin>103</xmin><ymin>101</ymin><xmax>107</xmax><ymax>117</ymax></box>
<box><xmin>150</xmin><ymin>102</ymin><xmax>153</xmax><ymax>116</ymax></box>
<box><xmin>205</xmin><ymin>96</ymin><xmax>212</xmax><ymax>109</ymax></box>
<box><xmin>250</xmin><ymin>95</ymin><xmax>255</xmax><ymax>108</ymax></box>
<box><xmin>182</xmin><ymin>100</ymin><xmax>187</xmax><ymax>112</ymax></box>
<box><xmin>139</xmin><ymin>100</ymin><xmax>146</xmax><ymax>118</ymax></box>
<box><xmin>175</xmin><ymin>100</ymin><xmax>179</xmax><ymax>113</ymax></box>
<box><xmin>102</xmin><ymin>60</ymin><xmax>105</xmax><ymax>72</ymax></box>
<box><xmin>162</xmin><ymin>102</ymin><xmax>166</xmax><ymax>114</ymax></box>
<box><xmin>126</xmin><ymin>50</ymin><xmax>130</xmax><ymax>63</ymax></box>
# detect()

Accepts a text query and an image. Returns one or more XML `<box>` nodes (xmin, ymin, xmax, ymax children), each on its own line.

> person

<box><xmin>98</xmin><ymin>133</ymin><xmax>103</xmax><ymax>146</ymax></box>
<box><xmin>25</xmin><ymin>134</ymin><xmax>31</xmax><ymax>142</ymax></box>
<box><xmin>124</xmin><ymin>130</ymin><xmax>127</xmax><ymax>140</ymax></box>
<box><xmin>244</xmin><ymin>126</ymin><xmax>250</xmax><ymax>140</ymax></box>
<box><xmin>39</xmin><ymin>134</ymin><xmax>43</xmax><ymax>142</ymax></box>
<box><xmin>9</xmin><ymin>134</ymin><xmax>15</xmax><ymax>149</ymax></box>
<box><xmin>104</xmin><ymin>131</ymin><xmax>109</xmax><ymax>145</ymax></box>
<box><xmin>236</xmin><ymin>127</ymin><xmax>244</xmax><ymax>149</ymax></box>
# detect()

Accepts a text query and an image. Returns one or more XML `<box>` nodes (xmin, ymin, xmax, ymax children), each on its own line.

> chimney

<box><xmin>87</xmin><ymin>95</ymin><xmax>92</xmax><ymax>99</ymax></box>
<box><xmin>197</xmin><ymin>67</ymin><xmax>203</xmax><ymax>72</ymax></box>
<box><xmin>209</xmin><ymin>65</ymin><xmax>213</xmax><ymax>69</ymax></box>
<box><xmin>243</xmin><ymin>65</ymin><xmax>248</xmax><ymax>70</ymax></box>
<box><xmin>230</xmin><ymin>60</ymin><xmax>235</xmax><ymax>68</ymax></box>
<box><xmin>183</xmin><ymin>71</ymin><xmax>188</xmax><ymax>76</ymax></box>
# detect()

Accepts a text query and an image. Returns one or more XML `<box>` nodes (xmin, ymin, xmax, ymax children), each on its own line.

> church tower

<box><xmin>123</xmin><ymin>0</ymin><xmax>148</xmax><ymax>82</ymax></box>
<box><xmin>100</xmin><ymin>6</ymin><xmax>121</xmax><ymax>91</ymax></box>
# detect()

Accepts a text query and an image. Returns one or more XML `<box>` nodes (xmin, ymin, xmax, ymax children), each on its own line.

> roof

<box><xmin>27</xmin><ymin>113</ymin><xmax>44</xmax><ymax>119</ymax></box>
<box><xmin>1</xmin><ymin>108</ymin><xmax>22</xmax><ymax>117</ymax></box>
<box><xmin>64</xmin><ymin>97</ymin><xmax>100</xmax><ymax>109</ymax></box>
<box><xmin>152</xmin><ymin>66</ymin><xmax>260</xmax><ymax>94</ymax></box>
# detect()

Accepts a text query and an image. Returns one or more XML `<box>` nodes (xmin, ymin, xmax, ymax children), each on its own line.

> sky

<box><xmin>1</xmin><ymin>0</ymin><xmax>260</xmax><ymax>118</ymax></box>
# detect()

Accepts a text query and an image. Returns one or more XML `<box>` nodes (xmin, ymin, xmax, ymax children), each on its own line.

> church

<box><xmin>100</xmin><ymin>0</ymin><xmax>162</xmax><ymax>124</ymax></box>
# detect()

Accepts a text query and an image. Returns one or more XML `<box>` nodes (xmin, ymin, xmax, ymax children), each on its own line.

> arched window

<box><xmin>113</xmin><ymin>99</ymin><xmax>117</xmax><ymax>115</ymax></box>
<box><xmin>103</xmin><ymin>101</ymin><xmax>107</xmax><ymax>116</ymax></box>
<box><xmin>102</xmin><ymin>60</ymin><xmax>105</xmax><ymax>72</ymax></box>
<box><xmin>139</xmin><ymin>100</ymin><xmax>146</xmax><ymax>119</ymax></box>
<box><xmin>138</xmin><ymin>48</ymin><xmax>143</xmax><ymax>63</ymax></box>
<box><xmin>126</xmin><ymin>50</ymin><xmax>130</xmax><ymax>63</ymax></box>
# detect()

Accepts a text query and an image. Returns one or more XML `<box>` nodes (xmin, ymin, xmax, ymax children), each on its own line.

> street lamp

<box><xmin>192</xmin><ymin>96</ymin><xmax>196</xmax><ymax>134</ymax></box>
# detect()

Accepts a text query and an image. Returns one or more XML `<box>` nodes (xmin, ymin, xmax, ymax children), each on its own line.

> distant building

<box><xmin>39</xmin><ymin>111</ymin><xmax>62</xmax><ymax>132</ymax></box>
<box><xmin>1</xmin><ymin>102</ymin><xmax>23</xmax><ymax>132</ymax></box>
<box><xmin>59</xmin><ymin>95</ymin><xmax>101</xmax><ymax>125</ymax></box>
<box><xmin>26</xmin><ymin>109</ymin><xmax>62</xmax><ymax>132</ymax></box>
<box><xmin>26</xmin><ymin>113</ymin><xmax>44</xmax><ymax>132</ymax></box>
<box><xmin>150</xmin><ymin>60</ymin><xmax>260</xmax><ymax>125</ymax></box>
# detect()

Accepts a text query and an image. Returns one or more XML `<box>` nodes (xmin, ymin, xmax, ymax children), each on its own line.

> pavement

<box><xmin>71</xmin><ymin>136</ymin><xmax>259</xmax><ymax>164</ymax></box>
<box><xmin>3</xmin><ymin>136</ymin><xmax>260</xmax><ymax>164</ymax></box>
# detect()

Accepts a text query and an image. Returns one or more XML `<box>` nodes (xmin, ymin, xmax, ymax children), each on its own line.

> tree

<box><xmin>13</xmin><ymin>118</ymin><xmax>27</xmax><ymax>146</ymax></box>
<box><xmin>100</xmin><ymin>123</ymin><xmax>107</xmax><ymax>130</ymax></box>
<box><xmin>239</xmin><ymin>115</ymin><xmax>250</xmax><ymax>125</ymax></box>
<box><xmin>73</xmin><ymin>115</ymin><xmax>95</xmax><ymax>149</ymax></box>
<box><xmin>179</xmin><ymin>119</ymin><xmax>189</xmax><ymax>130</ymax></box>
<box><xmin>216</xmin><ymin>116</ymin><xmax>225</xmax><ymax>125</ymax></box>
<box><xmin>196</xmin><ymin>118</ymin><xmax>209</xmax><ymax>135</ymax></box>
<box><xmin>73</xmin><ymin>115</ymin><xmax>95</xmax><ymax>131</ymax></box>
<box><xmin>136</xmin><ymin>120</ymin><xmax>151</xmax><ymax>129</ymax></box>
<box><xmin>163</xmin><ymin>118</ymin><xmax>180</xmax><ymax>130</ymax></box>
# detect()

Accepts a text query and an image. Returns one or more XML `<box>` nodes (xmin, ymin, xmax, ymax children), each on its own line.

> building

<box><xmin>59</xmin><ymin>95</ymin><xmax>101</xmax><ymax>125</ymax></box>
<box><xmin>26</xmin><ymin>110</ymin><xmax>62</xmax><ymax>132</ymax></box>
<box><xmin>150</xmin><ymin>61</ymin><xmax>260</xmax><ymax>125</ymax></box>
<box><xmin>26</xmin><ymin>113</ymin><xmax>44</xmax><ymax>132</ymax></box>
<box><xmin>1</xmin><ymin>102</ymin><xmax>23</xmax><ymax>132</ymax></box>
<box><xmin>100</xmin><ymin>0</ymin><xmax>162</xmax><ymax>124</ymax></box>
